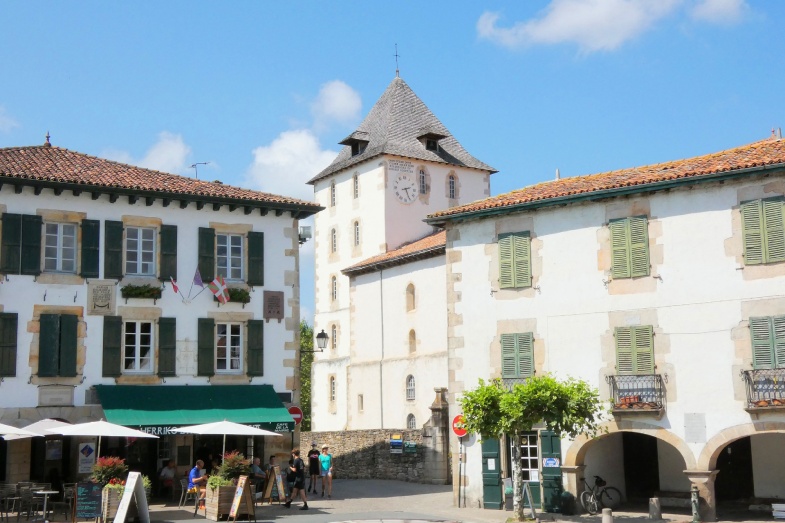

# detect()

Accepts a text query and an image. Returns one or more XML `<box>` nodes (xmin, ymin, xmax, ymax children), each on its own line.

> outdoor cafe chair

<box><xmin>179</xmin><ymin>479</ymin><xmax>198</xmax><ymax>509</ymax></box>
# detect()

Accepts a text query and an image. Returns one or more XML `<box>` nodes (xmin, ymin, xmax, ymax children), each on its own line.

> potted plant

<box><xmin>203</xmin><ymin>452</ymin><xmax>254</xmax><ymax>521</ymax></box>
<box><xmin>120</xmin><ymin>284</ymin><xmax>163</xmax><ymax>302</ymax></box>
<box><xmin>213</xmin><ymin>287</ymin><xmax>252</xmax><ymax>306</ymax></box>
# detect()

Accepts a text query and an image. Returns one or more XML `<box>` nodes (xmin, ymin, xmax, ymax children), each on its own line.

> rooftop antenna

<box><xmin>394</xmin><ymin>44</ymin><xmax>400</xmax><ymax>78</ymax></box>
<box><xmin>190</xmin><ymin>162</ymin><xmax>209</xmax><ymax>179</ymax></box>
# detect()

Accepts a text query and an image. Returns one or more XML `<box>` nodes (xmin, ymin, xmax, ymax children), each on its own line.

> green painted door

<box><xmin>540</xmin><ymin>430</ymin><xmax>563</xmax><ymax>513</ymax></box>
<box><xmin>518</xmin><ymin>432</ymin><xmax>541</xmax><ymax>507</ymax></box>
<box><xmin>482</xmin><ymin>438</ymin><xmax>502</xmax><ymax>509</ymax></box>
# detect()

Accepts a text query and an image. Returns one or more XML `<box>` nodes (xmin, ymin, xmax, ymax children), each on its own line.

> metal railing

<box><xmin>741</xmin><ymin>368</ymin><xmax>785</xmax><ymax>408</ymax></box>
<box><xmin>606</xmin><ymin>374</ymin><xmax>665</xmax><ymax>411</ymax></box>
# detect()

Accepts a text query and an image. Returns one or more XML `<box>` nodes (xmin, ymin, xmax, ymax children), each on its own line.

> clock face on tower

<box><xmin>393</xmin><ymin>173</ymin><xmax>419</xmax><ymax>204</ymax></box>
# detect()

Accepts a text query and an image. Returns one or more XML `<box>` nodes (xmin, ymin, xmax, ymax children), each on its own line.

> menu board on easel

<box><xmin>229</xmin><ymin>475</ymin><xmax>255</xmax><ymax>522</ymax></box>
<box><xmin>261</xmin><ymin>465</ymin><xmax>283</xmax><ymax>504</ymax></box>
<box><xmin>114</xmin><ymin>471</ymin><xmax>150</xmax><ymax>523</ymax></box>
<box><xmin>274</xmin><ymin>466</ymin><xmax>285</xmax><ymax>503</ymax></box>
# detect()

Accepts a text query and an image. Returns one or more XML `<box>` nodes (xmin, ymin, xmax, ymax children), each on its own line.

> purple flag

<box><xmin>193</xmin><ymin>268</ymin><xmax>204</xmax><ymax>288</ymax></box>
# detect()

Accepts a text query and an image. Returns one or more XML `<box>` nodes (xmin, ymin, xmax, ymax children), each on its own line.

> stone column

<box><xmin>560</xmin><ymin>465</ymin><xmax>586</xmax><ymax>499</ymax></box>
<box><xmin>423</xmin><ymin>387</ymin><xmax>450</xmax><ymax>484</ymax></box>
<box><xmin>684</xmin><ymin>470</ymin><xmax>719</xmax><ymax>522</ymax></box>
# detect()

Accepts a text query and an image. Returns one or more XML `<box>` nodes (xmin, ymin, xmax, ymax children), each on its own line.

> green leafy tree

<box><xmin>299</xmin><ymin>320</ymin><xmax>314</xmax><ymax>431</ymax></box>
<box><xmin>460</xmin><ymin>376</ymin><xmax>604</xmax><ymax>521</ymax></box>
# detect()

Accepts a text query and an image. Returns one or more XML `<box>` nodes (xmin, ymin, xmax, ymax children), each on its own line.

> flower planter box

<box><xmin>203</xmin><ymin>485</ymin><xmax>255</xmax><ymax>521</ymax></box>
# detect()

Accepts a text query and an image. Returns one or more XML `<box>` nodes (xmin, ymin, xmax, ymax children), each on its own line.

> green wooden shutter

<box><xmin>247</xmin><ymin>320</ymin><xmax>264</xmax><ymax>376</ymax></box>
<box><xmin>499</xmin><ymin>234</ymin><xmax>514</xmax><ymax>289</ymax></box>
<box><xmin>513</xmin><ymin>233</ymin><xmax>532</xmax><ymax>288</ymax></box>
<box><xmin>629</xmin><ymin>216</ymin><xmax>650</xmax><ymax>277</ymax></box>
<box><xmin>198</xmin><ymin>227</ymin><xmax>215</xmax><ymax>283</ymax></box>
<box><xmin>58</xmin><ymin>314</ymin><xmax>78</xmax><ymax>377</ymax></box>
<box><xmin>247</xmin><ymin>231</ymin><xmax>264</xmax><ymax>286</ymax></box>
<box><xmin>159</xmin><ymin>225</ymin><xmax>178</xmax><ymax>281</ymax></box>
<box><xmin>773</xmin><ymin>315</ymin><xmax>785</xmax><ymax>369</ymax></box>
<box><xmin>741</xmin><ymin>200</ymin><xmax>764</xmax><ymax>265</ymax></box>
<box><xmin>20</xmin><ymin>214</ymin><xmax>42</xmax><ymax>276</ymax></box>
<box><xmin>197</xmin><ymin>317</ymin><xmax>215</xmax><ymax>376</ymax></box>
<box><xmin>633</xmin><ymin>325</ymin><xmax>654</xmax><ymax>374</ymax></box>
<box><xmin>517</xmin><ymin>332</ymin><xmax>534</xmax><ymax>378</ymax></box>
<box><xmin>80</xmin><ymin>219</ymin><xmax>100</xmax><ymax>278</ymax></box>
<box><xmin>763</xmin><ymin>199</ymin><xmax>785</xmax><ymax>263</ymax></box>
<box><xmin>0</xmin><ymin>313</ymin><xmax>18</xmax><ymax>377</ymax></box>
<box><xmin>750</xmin><ymin>316</ymin><xmax>775</xmax><ymax>369</ymax></box>
<box><xmin>501</xmin><ymin>333</ymin><xmax>517</xmax><ymax>377</ymax></box>
<box><xmin>104</xmin><ymin>220</ymin><xmax>124</xmax><ymax>280</ymax></box>
<box><xmin>102</xmin><ymin>316</ymin><xmax>122</xmax><ymax>377</ymax></box>
<box><xmin>157</xmin><ymin>317</ymin><xmax>177</xmax><ymax>377</ymax></box>
<box><xmin>38</xmin><ymin>314</ymin><xmax>60</xmax><ymax>377</ymax></box>
<box><xmin>610</xmin><ymin>219</ymin><xmax>631</xmax><ymax>278</ymax></box>
<box><xmin>615</xmin><ymin>327</ymin><xmax>634</xmax><ymax>374</ymax></box>
<box><xmin>0</xmin><ymin>213</ymin><xmax>22</xmax><ymax>274</ymax></box>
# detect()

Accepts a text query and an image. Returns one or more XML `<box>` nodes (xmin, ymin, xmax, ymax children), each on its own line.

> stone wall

<box><xmin>300</xmin><ymin>429</ymin><xmax>429</xmax><ymax>482</ymax></box>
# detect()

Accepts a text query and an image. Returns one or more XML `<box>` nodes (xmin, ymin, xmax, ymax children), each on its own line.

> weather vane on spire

<box><xmin>394</xmin><ymin>44</ymin><xmax>400</xmax><ymax>78</ymax></box>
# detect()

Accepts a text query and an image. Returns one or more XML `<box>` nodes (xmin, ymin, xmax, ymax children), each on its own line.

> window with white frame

<box><xmin>406</xmin><ymin>375</ymin><xmax>415</xmax><ymax>400</ymax></box>
<box><xmin>123</xmin><ymin>320</ymin><xmax>153</xmax><ymax>373</ymax></box>
<box><xmin>44</xmin><ymin>222</ymin><xmax>77</xmax><ymax>273</ymax></box>
<box><xmin>448</xmin><ymin>175</ymin><xmax>456</xmax><ymax>199</ymax></box>
<box><xmin>354</xmin><ymin>221</ymin><xmax>360</xmax><ymax>246</ymax></box>
<box><xmin>216</xmin><ymin>323</ymin><xmax>242</xmax><ymax>372</ymax></box>
<box><xmin>330</xmin><ymin>376</ymin><xmax>336</xmax><ymax>401</ymax></box>
<box><xmin>331</xmin><ymin>324</ymin><xmax>337</xmax><ymax>350</ymax></box>
<box><xmin>331</xmin><ymin>276</ymin><xmax>337</xmax><ymax>301</ymax></box>
<box><xmin>125</xmin><ymin>227</ymin><xmax>156</xmax><ymax>276</ymax></box>
<box><xmin>330</xmin><ymin>181</ymin><xmax>336</xmax><ymax>207</ymax></box>
<box><xmin>217</xmin><ymin>234</ymin><xmax>244</xmax><ymax>280</ymax></box>
<box><xmin>353</xmin><ymin>174</ymin><xmax>359</xmax><ymax>199</ymax></box>
<box><xmin>331</xmin><ymin>228</ymin><xmax>337</xmax><ymax>253</ymax></box>
<box><xmin>407</xmin><ymin>414</ymin><xmax>417</xmax><ymax>429</ymax></box>
<box><xmin>419</xmin><ymin>169</ymin><xmax>427</xmax><ymax>195</ymax></box>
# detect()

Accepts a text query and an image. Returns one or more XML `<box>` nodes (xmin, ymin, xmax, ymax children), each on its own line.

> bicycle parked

<box><xmin>580</xmin><ymin>475</ymin><xmax>622</xmax><ymax>515</ymax></box>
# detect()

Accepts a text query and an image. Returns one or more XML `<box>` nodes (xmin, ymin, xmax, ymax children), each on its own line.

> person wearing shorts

<box><xmin>284</xmin><ymin>448</ymin><xmax>308</xmax><ymax>510</ymax></box>
<box><xmin>319</xmin><ymin>444</ymin><xmax>333</xmax><ymax>498</ymax></box>
<box><xmin>307</xmin><ymin>442</ymin><xmax>321</xmax><ymax>493</ymax></box>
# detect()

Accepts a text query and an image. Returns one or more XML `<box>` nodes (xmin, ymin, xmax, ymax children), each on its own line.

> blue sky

<box><xmin>1</xmin><ymin>1</ymin><xmax>783</xmax><ymax>323</ymax></box>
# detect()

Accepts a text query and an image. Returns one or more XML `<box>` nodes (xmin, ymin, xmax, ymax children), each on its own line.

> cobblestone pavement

<box><xmin>145</xmin><ymin>480</ymin><xmax>774</xmax><ymax>523</ymax></box>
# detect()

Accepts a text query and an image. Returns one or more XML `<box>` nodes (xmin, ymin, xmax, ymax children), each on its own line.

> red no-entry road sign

<box><xmin>452</xmin><ymin>414</ymin><xmax>467</xmax><ymax>437</ymax></box>
<box><xmin>288</xmin><ymin>406</ymin><xmax>304</xmax><ymax>425</ymax></box>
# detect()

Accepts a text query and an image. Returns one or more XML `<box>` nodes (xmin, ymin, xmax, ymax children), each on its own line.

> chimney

<box><xmin>555</xmin><ymin>168</ymin><xmax>561</xmax><ymax>180</ymax></box>
<box><xmin>779</xmin><ymin>128</ymin><xmax>783</xmax><ymax>139</ymax></box>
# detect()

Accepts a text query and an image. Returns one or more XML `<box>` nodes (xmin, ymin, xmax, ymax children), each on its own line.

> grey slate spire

<box><xmin>308</xmin><ymin>77</ymin><xmax>495</xmax><ymax>184</ymax></box>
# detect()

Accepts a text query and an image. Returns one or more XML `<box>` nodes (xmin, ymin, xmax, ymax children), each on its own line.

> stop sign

<box><xmin>452</xmin><ymin>414</ymin><xmax>467</xmax><ymax>437</ymax></box>
<box><xmin>288</xmin><ymin>406</ymin><xmax>304</xmax><ymax>425</ymax></box>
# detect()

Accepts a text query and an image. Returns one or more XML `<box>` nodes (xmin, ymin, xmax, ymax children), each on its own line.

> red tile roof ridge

<box><xmin>343</xmin><ymin>230</ymin><xmax>446</xmax><ymax>274</ymax></box>
<box><xmin>428</xmin><ymin>138</ymin><xmax>785</xmax><ymax>220</ymax></box>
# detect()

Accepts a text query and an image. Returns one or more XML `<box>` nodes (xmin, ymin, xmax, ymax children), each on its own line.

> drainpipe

<box><xmin>379</xmin><ymin>269</ymin><xmax>385</xmax><ymax>429</ymax></box>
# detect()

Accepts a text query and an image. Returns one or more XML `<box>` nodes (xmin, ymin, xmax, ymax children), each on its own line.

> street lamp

<box><xmin>315</xmin><ymin>329</ymin><xmax>329</xmax><ymax>351</ymax></box>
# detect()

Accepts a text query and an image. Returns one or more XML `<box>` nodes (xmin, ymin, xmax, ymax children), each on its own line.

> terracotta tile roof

<box><xmin>427</xmin><ymin>138</ymin><xmax>785</xmax><ymax>222</ymax></box>
<box><xmin>343</xmin><ymin>230</ymin><xmax>446</xmax><ymax>276</ymax></box>
<box><xmin>0</xmin><ymin>144</ymin><xmax>322</xmax><ymax>214</ymax></box>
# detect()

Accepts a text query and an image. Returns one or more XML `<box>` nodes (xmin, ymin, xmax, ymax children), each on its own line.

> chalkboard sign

<box><xmin>76</xmin><ymin>482</ymin><xmax>102</xmax><ymax>519</ymax></box>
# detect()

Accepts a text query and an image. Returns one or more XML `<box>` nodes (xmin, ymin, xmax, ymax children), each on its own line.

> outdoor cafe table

<box><xmin>33</xmin><ymin>490</ymin><xmax>58</xmax><ymax>523</ymax></box>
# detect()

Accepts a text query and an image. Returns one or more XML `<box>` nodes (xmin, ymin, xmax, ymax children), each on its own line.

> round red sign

<box><xmin>288</xmin><ymin>406</ymin><xmax>304</xmax><ymax>425</ymax></box>
<box><xmin>452</xmin><ymin>414</ymin><xmax>467</xmax><ymax>437</ymax></box>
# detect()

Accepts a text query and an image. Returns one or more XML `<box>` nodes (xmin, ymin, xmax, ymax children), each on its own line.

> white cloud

<box><xmin>691</xmin><ymin>0</ymin><xmax>748</xmax><ymax>24</ymax></box>
<box><xmin>138</xmin><ymin>132</ymin><xmax>191</xmax><ymax>173</ymax></box>
<box><xmin>310</xmin><ymin>80</ymin><xmax>362</xmax><ymax>131</ymax></box>
<box><xmin>0</xmin><ymin>106</ymin><xmax>19</xmax><ymax>133</ymax></box>
<box><xmin>245</xmin><ymin>129</ymin><xmax>336</xmax><ymax>202</ymax></box>
<box><xmin>477</xmin><ymin>0</ymin><xmax>746</xmax><ymax>53</ymax></box>
<box><xmin>101</xmin><ymin>132</ymin><xmax>192</xmax><ymax>175</ymax></box>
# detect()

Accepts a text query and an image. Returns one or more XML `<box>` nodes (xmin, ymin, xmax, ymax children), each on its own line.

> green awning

<box><xmin>95</xmin><ymin>385</ymin><xmax>295</xmax><ymax>435</ymax></box>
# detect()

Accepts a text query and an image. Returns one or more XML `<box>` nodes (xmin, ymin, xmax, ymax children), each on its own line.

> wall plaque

<box><xmin>39</xmin><ymin>385</ymin><xmax>74</xmax><ymax>407</ymax></box>
<box><xmin>87</xmin><ymin>280</ymin><xmax>116</xmax><ymax>315</ymax></box>
<box><xmin>263</xmin><ymin>290</ymin><xmax>284</xmax><ymax>322</ymax></box>
<box><xmin>684</xmin><ymin>413</ymin><xmax>707</xmax><ymax>443</ymax></box>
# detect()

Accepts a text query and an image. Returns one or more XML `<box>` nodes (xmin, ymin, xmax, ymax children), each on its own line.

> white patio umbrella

<box><xmin>0</xmin><ymin>422</ymin><xmax>42</xmax><ymax>438</ymax></box>
<box><xmin>3</xmin><ymin>418</ymin><xmax>71</xmax><ymax>441</ymax></box>
<box><xmin>48</xmin><ymin>419</ymin><xmax>158</xmax><ymax>455</ymax></box>
<box><xmin>169</xmin><ymin>420</ymin><xmax>281</xmax><ymax>456</ymax></box>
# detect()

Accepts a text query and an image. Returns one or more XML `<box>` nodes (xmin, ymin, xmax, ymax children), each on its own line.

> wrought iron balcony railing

<box><xmin>606</xmin><ymin>374</ymin><xmax>665</xmax><ymax>413</ymax></box>
<box><xmin>741</xmin><ymin>368</ymin><xmax>785</xmax><ymax>409</ymax></box>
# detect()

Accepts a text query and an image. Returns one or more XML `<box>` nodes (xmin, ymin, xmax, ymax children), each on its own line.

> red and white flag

<box><xmin>208</xmin><ymin>275</ymin><xmax>230</xmax><ymax>304</ymax></box>
<box><xmin>170</xmin><ymin>277</ymin><xmax>179</xmax><ymax>294</ymax></box>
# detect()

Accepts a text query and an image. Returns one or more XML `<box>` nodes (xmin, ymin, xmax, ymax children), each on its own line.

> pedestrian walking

<box><xmin>307</xmin><ymin>442</ymin><xmax>321</xmax><ymax>492</ymax></box>
<box><xmin>284</xmin><ymin>448</ymin><xmax>308</xmax><ymax>510</ymax></box>
<box><xmin>319</xmin><ymin>444</ymin><xmax>333</xmax><ymax>498</ymax></box>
